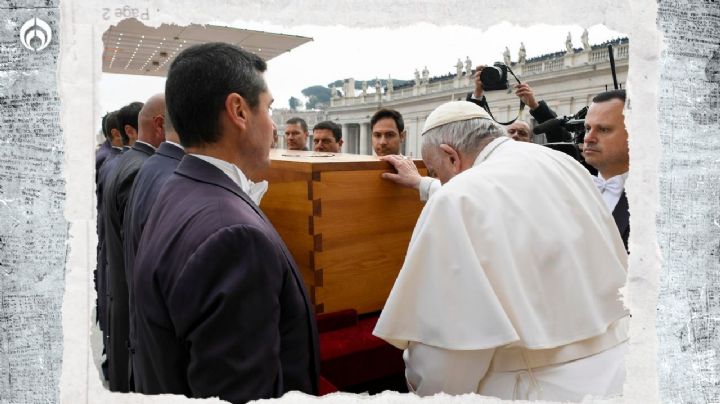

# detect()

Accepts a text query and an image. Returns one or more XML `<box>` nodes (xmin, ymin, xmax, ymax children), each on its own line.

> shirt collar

<box><xmin>189</xmin><ymin>154</ymin><xmax>268</xmax><ymax>204</ymax></box>
<box><xmin>135</xmin><ymin>140</ymin><xmax>156</xmax><ymax>151</ymax></box>
<box><xmin>165</xmin><ymin>140</ymin><xmax>184</xmax><ymax>150</ymax></box>
<box><xmin>473</xmin><ymin>136</ymin><xmax>512</xmax><ymax>167</ymax></box>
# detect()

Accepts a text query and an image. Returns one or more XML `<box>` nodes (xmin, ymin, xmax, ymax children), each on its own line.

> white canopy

<box><xmin>102</xmin><ymin>18</ymin><xmax>312</xmax><ymax>77</ymax></box>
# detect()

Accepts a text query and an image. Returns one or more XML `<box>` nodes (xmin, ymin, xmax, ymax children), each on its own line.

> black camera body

<box><xmin>479</xmin><ymin>62</ymin><xmax>510</xmax><ymax>91</ymax></box>
<box><xmin>565</xmin><ymin>119</ymin><xmax>586</xmax><ymax>144</ymax></box>
<box><xmin>532</xmin><ymin>106</ymin><xmax>588</xmax><ymax>144</ymax></box>
<box><xmin>566</xmin><ymin>106</ymin><xmax>588</xmax><ymax>144</ymax></box>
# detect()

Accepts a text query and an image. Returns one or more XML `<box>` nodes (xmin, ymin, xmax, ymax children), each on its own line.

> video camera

<box><xmin>533</xmin><ymin>106</ymin><xmax>588</xmax><ymax>144</ymax></box>
<box><xmin>537</xmin><ymin>106</ymin><xmax>597</xmax><ymax>175</ymax></box>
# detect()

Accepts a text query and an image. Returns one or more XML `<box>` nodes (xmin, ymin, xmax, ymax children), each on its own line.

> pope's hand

<box><xmin>380</xmin><ymin>155</ymin><xmax>422</xmax><ymax>190</ymax></box>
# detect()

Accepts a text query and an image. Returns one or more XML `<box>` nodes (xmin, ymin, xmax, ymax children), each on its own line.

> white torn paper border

<box><xmin>19</xmin><ymin>0</ymin><xmax>710</xmax><ymax>402</ymax></box>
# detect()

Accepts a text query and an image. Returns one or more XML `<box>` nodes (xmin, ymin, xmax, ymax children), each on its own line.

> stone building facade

<box><xmin>273</xmin><ymin>36</ymin><xmax>629</xmax><ymax>157</ymax></box>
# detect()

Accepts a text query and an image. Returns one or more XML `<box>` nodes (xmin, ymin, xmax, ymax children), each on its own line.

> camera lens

<box><xmin>480</xmin><ymin>66</ymin><xmax>502</xmax><ymax>85</ymax></box>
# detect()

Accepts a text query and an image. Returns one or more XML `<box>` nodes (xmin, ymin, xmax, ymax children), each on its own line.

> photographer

<box><xmin>514</xmin><ymin>83</ymin><xmax>572</xmax><ymax>143</ymax></box>
<box><xmin>468</xmin><ymin>64</ymin><xmax>570</xmax><ymax>143</ymax></box>
<box><xmin>465</xmin><ymin>65</ymin><xmax>491</xmax><ymax>114</ymax></box>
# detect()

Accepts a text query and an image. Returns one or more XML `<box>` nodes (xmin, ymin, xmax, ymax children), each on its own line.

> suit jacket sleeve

<box><xmin>116</xmin><ymin>171</ymin><xmax>139</xmax><ymax>239</ymax></box>
<box><xmin>529</xmin><ymin>100</ymin><xmax>572</xmax><ymax>143</ymax></box>
<box><xmin>465</xmin><ymin>92</ymin><xmax>490</xmax><ymax>114</ymax></box>
<box><xmin>167</xmin><ymin>224</ymin><xmax>287</xmax><ymax>403</ymax></box>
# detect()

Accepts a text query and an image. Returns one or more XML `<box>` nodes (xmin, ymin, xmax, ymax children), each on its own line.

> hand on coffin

<box><xmin>380</xmin><ymin>154</ymin><xmax>422</xmax><ymax>190</ymax></box>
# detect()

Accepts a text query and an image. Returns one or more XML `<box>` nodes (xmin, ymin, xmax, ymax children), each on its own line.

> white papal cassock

<box><xmin>373</xmin><ymin>136</ymin><xmax>629</xmax><ymax>401</ymax></box>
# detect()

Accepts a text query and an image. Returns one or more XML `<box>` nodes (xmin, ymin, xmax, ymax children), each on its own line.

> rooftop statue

<box><xmin>582</xmin><ymin>29</ymin><xmax>590</xmax><ymax>51</ymax></box>
<box><xmin>518</xmin><ymin>42</ymin><xmax>527</xmax><ymax>63</ymax></box>
<box><xmin>566</xmin><ymin>32</ymin><xmax>575</xmax><ymax>54</ymax></box>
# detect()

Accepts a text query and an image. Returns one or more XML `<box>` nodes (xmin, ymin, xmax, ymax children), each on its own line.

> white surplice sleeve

<box><xmin>404</xmin><ymin>342</ymin><xmax>495</xmax><ymax>396</ymax></box>
<box><xmin>418</xmin><ymin>176</ymin><xmax>441</xmax><ymax>201</ymax></box>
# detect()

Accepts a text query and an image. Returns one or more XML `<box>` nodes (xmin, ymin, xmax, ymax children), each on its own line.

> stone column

<box><xmin>341</xmin><ymin>123</ymin><xmax>350</xmax><ymax>153</ymax></box>
<box><xmin>359</xmin><ymin>122</ymin><xmax>369</xmax><ymax>155</ymax></box>
<box><xmin>407</xmin><ymin>116</ymin><xmax>421</xmax><ymax>158</ymax></box>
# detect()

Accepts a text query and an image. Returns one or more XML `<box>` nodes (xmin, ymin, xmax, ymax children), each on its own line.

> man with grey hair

<box><xmin>373</xmin><ymin>101</ymin><xmax>629</xmax><ymax>400</ymax></box>
<box><xmin>506</xmin><ymin>120</ymin><xmax>532</xmax><ymax>142</ymax></box>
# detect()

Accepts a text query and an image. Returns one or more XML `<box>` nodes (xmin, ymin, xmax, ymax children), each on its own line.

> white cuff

<box><xmin>418</xmin><ymin>177</ymin><xmax>441</xmax><ymax>202</ymax></box>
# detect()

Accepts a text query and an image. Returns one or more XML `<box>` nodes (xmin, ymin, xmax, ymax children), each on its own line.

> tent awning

<box><xmin>102</xmin><ymin>18</ymin><xmax>312</xmax><ymax>77</ymax></box>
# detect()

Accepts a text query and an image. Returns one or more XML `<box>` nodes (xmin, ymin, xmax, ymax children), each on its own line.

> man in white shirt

<box><xmin>582</xmin><ymin>89</ymin><xmax>630</xmax><ymax>251</ymax></box>
<box><xmin>373</xmin><ymin>101</ymin><xmax>629</xmax><ymax>401</ymax></box>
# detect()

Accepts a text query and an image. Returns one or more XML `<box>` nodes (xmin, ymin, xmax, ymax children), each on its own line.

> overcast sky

<box><xmin>98</xmin><ymin>22</ymin><xmax>625</xmax><ymax>114</ymax></box>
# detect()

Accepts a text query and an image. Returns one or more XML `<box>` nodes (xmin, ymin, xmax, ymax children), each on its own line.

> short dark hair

<box><xmin>166</xmin><ymin>42</ymin><xmax>268</xmax><ymax>148</ymax></box>
<box><xmin>117</xmin><ymin>102</ymin><xmax>144</xmax><ymax>145</ymax></box>
<box><xmin>592</xmin><ymin>89</ymin><xmax>626</xmax><ymax>104</ymax></box>
<box><xmin>104</xmin><ymin>111</ymin><xmax>121</xmax><ymax>142</ymax></box>
<box><xmin>370</xmin><ymin>108</ymin><xmax>404</xmax><ymax>133</ymax></box>
<box><xmin>286</xmin><ymin>117</ymin><xmax>308</xmax><ymax>133</ymax></box>
<box><xmin>313</xmin><ymin>121</ymin><xmax>342</xmax><ymax>141</ymax></box>
<box><xmin>101</xmin><ymin>112</ymin><xmax>109</xmax><ymax>138</ymax></box>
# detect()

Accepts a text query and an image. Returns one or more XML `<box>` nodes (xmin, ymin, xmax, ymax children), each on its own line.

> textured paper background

<box><xmin>3</xmin><ymin>0</ymin><xmax>718</xmax><ymax>402</ymax></box>
<box><xmin>0</xmin><ymin>2</ymin><xmax>65</xmax><ymax>403</ymax></box>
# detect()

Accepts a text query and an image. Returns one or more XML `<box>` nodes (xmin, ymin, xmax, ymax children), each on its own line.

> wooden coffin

<box><xmin>258</xmin><ymin>149</ymin><xmax>426</xmax><ymax>314</ymax></box>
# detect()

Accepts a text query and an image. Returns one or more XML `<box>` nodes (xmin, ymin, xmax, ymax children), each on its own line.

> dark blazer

<box><xmin>133</xmin><ymin>155</ymin><xmax>319</xmax><ymax>403</ymax></box>
<box><xmin>103</xmin><ymin>141</ymin><xmax>155</xmax><ymax>392</ymax></box>
<box><xmin>529</xmin><ymin>100</ymin><xmax>573</xmax><ymax>143</ymax></box>
<box><xmin>612</xmin><ymin>190</ymin><xmax>630</xmax><ymax>252</ymax></box>
<box><xmin>465</xmin><ymin>92</ymin><xmax>490</xmax><ymax>114</ymax></box>
<box><xmin>122</xmin><ymin>142</ymin><xmax>184</xmax><ymax>369</ymax></box>
<box><xmin>96</xmin><ymin>150</ymin><xmax>123</xmax><ymax>332</ymax></box>
<box><xmin>96</xmin><ymin>140</ymin><xmax>117</xmax><ymax>173</ymax></box>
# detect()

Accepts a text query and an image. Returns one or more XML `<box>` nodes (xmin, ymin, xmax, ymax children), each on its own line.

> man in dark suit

<box><xmin>513</xmin><ymin>82</ymin><xmax>573</xmax><ymax>143</ymax></box>
<box><xmin>95</xmin><ymin>109</ymin><xmax>125</xmax><ymax>381</ymax></box>
<box><xmin>96</xmin><ymin>110</ymin><xmax>124</xmax><ymax>328</ymax></box>
<box><xmin>133</xmin><ymin>42</ymin><xmax>319</xmax><ymax>403</ymax></box>
<box><xmin>465</xmin><ymin>66</ymin><xmax>572</xmax><ymax>144</ymax></box>
<box><xmin>582</xmin><ymin>89</ymin><xmax>630</xmax><ymax>251</ymax></box>
<box><xmin>103</xmin><ymin>96</ymin><xmax>165</xmax><ymax>391</ymax></box>
<box><xmin>96</xmin><ymin>111</ymin><xmax>125</xmax><ymax>171</ymax></box>
<box><xmin>123</xmin><ymin>108</ymin><xmax>184</xmax><ymax>382</ymax></box>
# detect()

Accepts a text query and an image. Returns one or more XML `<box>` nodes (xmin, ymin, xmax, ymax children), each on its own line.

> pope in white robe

<box><xmin>373</xmin><ymin>101</ymin><xmax>629</xmax><ymax>401</ymax></box>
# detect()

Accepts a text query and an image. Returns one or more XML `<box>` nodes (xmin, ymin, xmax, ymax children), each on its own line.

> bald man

<box><xmin>103</xmin><ymin>93</ymin><xmax>164</xmax><ymax>392</ymax></box>
<box><xmin>123</xmin><ymin>104</ymin><xmax>185</xmax><ymax>388</ymax></box>
<box><xmin>506</xmin><ymin>121</ymin><xmax>532</xmax><ymax>142</ymax></box>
